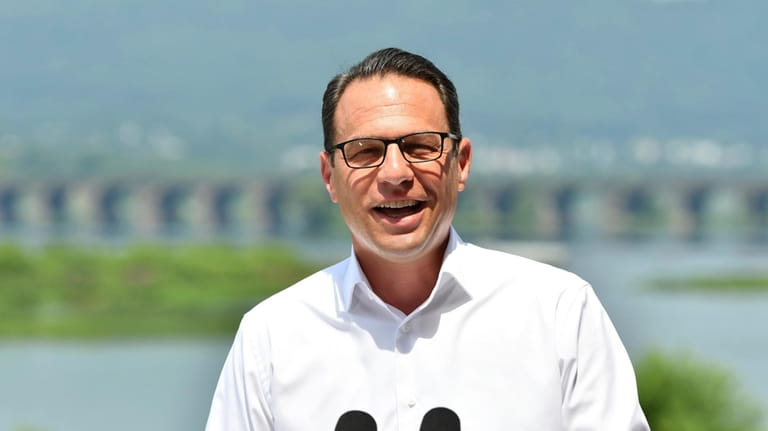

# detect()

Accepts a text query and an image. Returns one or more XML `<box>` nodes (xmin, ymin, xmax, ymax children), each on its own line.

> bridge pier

<box><xmin>0</xmin><ymin>184</ymin><xmax>21</xmax><ymax>230</ymax></box>
<box><xmin>744</xmin><ymin>187</ymin><xmax>768</xmax><ymax>242</ymax></box>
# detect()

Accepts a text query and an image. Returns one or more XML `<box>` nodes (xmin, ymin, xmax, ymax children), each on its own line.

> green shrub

<box><xmin>0</xmin><ymin>242</ymin><xmax>324</xmax><ymax>337</ymax></box>
<box><xmin>637</xmin><ymin>350</ymin><xmax>765</xmax><ymax>431</ymax></box>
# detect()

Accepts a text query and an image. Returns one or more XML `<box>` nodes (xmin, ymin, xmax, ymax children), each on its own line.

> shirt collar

<box><xmin>338</xmin><ymin>248</ymin><xmax>369</xmax><ymax>312</ymax></box>
<box><xmin>336</xmin><ymin>227</ymin><xmax>473</xmax><ymax>314</ymax></box>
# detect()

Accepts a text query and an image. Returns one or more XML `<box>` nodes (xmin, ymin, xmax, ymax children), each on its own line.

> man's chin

<box><xmin>355</xmin><ymin>231</ymin><xmax>442</xmax><ymax>263</ymax></box>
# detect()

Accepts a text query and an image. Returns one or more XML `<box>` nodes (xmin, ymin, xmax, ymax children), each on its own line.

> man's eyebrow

<box><xmin>342</xmin><ymin>131</ymin><xmax>438</xmax><ymax>142</ymax></box>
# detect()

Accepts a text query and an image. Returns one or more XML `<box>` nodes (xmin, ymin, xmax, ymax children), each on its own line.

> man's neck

<box><xmin>354</xmin><ymin>239</ymin><xmax>448</xmax><ymax>316</ymax></box>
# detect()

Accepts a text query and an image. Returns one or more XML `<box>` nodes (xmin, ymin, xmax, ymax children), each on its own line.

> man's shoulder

<box><xmin>456</xmin><ymin>241</ymin><xmax>588</xmax><ymax>293</ymax></box>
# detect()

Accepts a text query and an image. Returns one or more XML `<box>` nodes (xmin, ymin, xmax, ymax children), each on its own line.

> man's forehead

<box><xmin>334</xmin><ymin>74</ymin><xmax>446</xmax><ymax>136</ymax></box>
<box><xmin>340</xmin><ymin>74</ymin><xmax>428</xmax><ymax>100</ymax></box>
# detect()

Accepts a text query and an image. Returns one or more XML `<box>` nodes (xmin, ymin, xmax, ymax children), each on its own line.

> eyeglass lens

<box><xmin>344</xmin><ymin>133</ymin><xmax>443</xmax><ymax>167</ymax></box>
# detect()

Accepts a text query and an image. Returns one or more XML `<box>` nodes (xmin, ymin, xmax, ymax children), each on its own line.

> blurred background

<box><xmin>1</xmin><ymin>0</ymin><xmax>767</xmax><ymax>429</ymax></box>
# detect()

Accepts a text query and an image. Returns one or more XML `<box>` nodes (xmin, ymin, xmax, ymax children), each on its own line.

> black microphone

<box><xmin>335</xmin><ymin>410</ymin><xmax>377</xmax><ymax>431</ymax></box>
<box><xmin>419</xmin><ymin>407</ymin><xmax>460</xmax><ymax>431</ymax></box>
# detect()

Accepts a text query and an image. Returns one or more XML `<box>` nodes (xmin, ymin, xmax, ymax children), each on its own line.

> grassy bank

<box><xmin>651</xmin><ymin>273</ymin><xmax>768</xmax><ymax>293</ymax></box>
<box><xmin>0</xmin><ymin>243</ymin><xmax>323</xmax><ymax>337</ymax></box>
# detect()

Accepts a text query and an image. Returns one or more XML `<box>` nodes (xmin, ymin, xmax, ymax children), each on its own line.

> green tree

<box><xmin>637</xmin><ymin>350</ymin><xmax>765</xmax><ymax>431</ymax></box>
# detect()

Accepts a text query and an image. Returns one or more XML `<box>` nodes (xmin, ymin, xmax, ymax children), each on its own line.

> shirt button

<box><xmin>402</xmin><ymin>323</ymin><xmax>412</xmax><ymax>333</ymax></box>
<box><xmin>407</xmin><ymin>399</ymin><xmax>416</xmax><ymax>408</ymax></box>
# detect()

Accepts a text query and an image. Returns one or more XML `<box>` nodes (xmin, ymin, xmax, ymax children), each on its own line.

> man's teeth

<box><xmin>377</xmin><ymin>200</ymin><xmax>419</xmax><ymax>209</ymax></box>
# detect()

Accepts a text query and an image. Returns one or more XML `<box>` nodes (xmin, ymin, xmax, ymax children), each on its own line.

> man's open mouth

<box><xmin>373</xmin><ymin>200</ymin><xmax>425</xmax><ymax>219</ymax></box>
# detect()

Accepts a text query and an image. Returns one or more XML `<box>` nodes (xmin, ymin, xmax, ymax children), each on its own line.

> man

<box><xmin>206</xmin><ymin>48</ymin><xmax>649</xmax><ymax>430</ymax></box>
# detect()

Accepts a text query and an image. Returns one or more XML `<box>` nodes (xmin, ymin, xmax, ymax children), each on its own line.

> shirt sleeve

<box><xmin>205</xmin><ymin>313</ymin><xmax>274</xmax><ymax>431</ymax></box>
<box><xmin>556</xmin><ymin>283</ymin><xmax>650</xmax><ymax>431</ymax></box>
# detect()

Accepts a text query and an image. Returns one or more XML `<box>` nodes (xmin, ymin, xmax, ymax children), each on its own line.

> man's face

<box><xmin>320</xmin><ymin>74</ymin><xmax>472</xmax><ymax>263</ymax></box>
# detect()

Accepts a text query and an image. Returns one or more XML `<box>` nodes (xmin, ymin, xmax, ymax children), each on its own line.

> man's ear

<box><xmin>456</xmin><ymin>137</ymin><xmax>472</xmax><ymax>192</ymax></box>
<box><xmin>320</xmin><ymin>151</ymin><xmax>338</xmax><ymax>203</ymax></box>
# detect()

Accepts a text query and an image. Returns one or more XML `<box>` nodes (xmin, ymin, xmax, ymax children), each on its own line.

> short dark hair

<box><xmin>321</xmin><ymin>47</ymin><xmax>461</xmax><ymax>153</ymax></box>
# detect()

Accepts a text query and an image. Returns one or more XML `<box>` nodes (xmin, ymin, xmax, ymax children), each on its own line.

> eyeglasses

<box><xmin>329</xmin><ymin>131</ymin><xmax>459</xmax><ymax>169</ymax></box>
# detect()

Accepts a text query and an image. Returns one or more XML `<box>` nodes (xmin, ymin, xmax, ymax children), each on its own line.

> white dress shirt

<box><xmin>206</xmin><ymin>228</ymin><xmax>649</xmax><ymax>430</ymax></box>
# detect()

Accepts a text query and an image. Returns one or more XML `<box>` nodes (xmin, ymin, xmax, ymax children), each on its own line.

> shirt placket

<box><xmin>394</xmin><ymin>316</ymin><xmax>420</xmax><ymax>431</ymax></box>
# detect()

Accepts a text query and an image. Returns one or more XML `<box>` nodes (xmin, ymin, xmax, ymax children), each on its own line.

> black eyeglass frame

<box><xmin>328</xmin><ymin>131</ymin><xmax>461</xmax><ymax>169</ymax></box>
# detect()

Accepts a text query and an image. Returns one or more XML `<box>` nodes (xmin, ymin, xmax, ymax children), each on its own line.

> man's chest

<box><xmin>267</xmin><ymin>319</ymin><xmax>565</xmax><ymax>431</ymax></box>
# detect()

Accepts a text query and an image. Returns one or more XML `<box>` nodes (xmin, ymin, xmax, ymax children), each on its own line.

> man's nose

<box><xmin>377</xmin><ymin>143</ymin><xmax>413</xmax><ymax>185</ymax></box>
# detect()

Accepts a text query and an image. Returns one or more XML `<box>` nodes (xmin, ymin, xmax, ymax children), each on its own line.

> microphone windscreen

<box><xmin>419</xmin><ymin>407</ymin><xmax>460</xmax><ymax>431</ymax></box>
<box><xmin>335</xmin><ymin>410</ymin><xmax>377</xmax><ymax>431</ymax></box>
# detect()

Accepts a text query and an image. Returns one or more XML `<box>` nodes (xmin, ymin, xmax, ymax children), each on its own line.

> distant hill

<box><xmin>1</xmin><ymin>0</ymin><xmax>766</xmax><ymax>179</ymax></box>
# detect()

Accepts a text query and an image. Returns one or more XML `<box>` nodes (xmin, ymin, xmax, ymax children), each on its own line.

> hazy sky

<box><xmin>1</xmin><ymin>0</ymin><xmax>765</xmax><ymax>175</ymax></box>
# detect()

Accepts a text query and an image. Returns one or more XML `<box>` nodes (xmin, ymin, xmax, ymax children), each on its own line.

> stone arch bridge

<box><xmin>0</xmin><ymin>177</ymin><xmax>766</xmax><ymax>243</ymax></box>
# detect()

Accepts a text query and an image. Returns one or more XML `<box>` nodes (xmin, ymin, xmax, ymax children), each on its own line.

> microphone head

<box><xmin>335</xmin><ymin>410</ymin><xmax>377</xmax><ymax>431</ymax></box>
<box><xmin>420</xmin><ymin>407</ymin><xmax>460</xmax><ymax>431</ymax></box>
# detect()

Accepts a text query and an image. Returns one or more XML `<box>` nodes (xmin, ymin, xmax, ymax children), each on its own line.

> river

<box><xmin>1</xmin><ymin>239</ymin><xmax>766</xmax><ymax>430</ymax></box>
